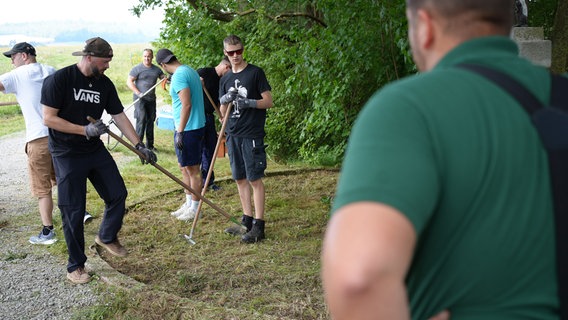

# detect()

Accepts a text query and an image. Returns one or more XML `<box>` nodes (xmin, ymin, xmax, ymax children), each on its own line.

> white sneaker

<box><xmin>177</xmin><ymin>208</ymin><xmax>196</xmax><ymax>221</ymax></box>
<box><xmin>171</xmin><ymin>202</ymin><xmax>189</xmax><ymax>217</ymax></box>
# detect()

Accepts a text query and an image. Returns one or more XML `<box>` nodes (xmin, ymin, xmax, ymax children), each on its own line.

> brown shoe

<box><xmin>67</xmin><ymin>267</ymin><xmax>91</xmax><ymax>284</ymax></box>
<box><xmin>95</xmin><ymin>235</ymin><xmax>128</xmax><ymax>257</ymax></box>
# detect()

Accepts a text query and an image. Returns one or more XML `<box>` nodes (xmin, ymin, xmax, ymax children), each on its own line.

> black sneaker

<box><xmin>241</xmin><ymin>220</ymin><xmax>265</xmax><ymax>243</ymax></box>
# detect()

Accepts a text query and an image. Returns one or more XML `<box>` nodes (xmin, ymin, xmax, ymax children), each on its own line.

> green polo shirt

<box><xmin>332</xmin><ymin>36</ymin><xmax>558</xmax><ymax>319</ymax></box>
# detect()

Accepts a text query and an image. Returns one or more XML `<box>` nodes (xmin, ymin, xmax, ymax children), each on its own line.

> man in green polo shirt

<box><xmin>321</xmin><ymin>0</ymin><xmax>559</xmax><ymax>319</ymax></box>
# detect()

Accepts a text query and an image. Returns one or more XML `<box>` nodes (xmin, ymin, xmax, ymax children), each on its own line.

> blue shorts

<box><xmin>226</xmin><ymin>136</ymin><xmax>267</xmax><ymax>181</ymax></box>
<box><xmin>175</xmin><ymin>127</ymin><xmax>205</xmax><ymax>167</ymax></box>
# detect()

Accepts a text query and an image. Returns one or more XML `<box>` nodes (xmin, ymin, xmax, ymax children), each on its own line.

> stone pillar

<box><xmin>511</xmin><ymin>27</ymin><xmax>552</xmax><ymax>68</ymax></box>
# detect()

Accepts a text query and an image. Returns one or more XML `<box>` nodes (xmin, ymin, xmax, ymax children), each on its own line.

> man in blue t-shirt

<box><xmin>156</xmin><ymin>48</ymin><xmax>205</xmax><ymax>222</ymax></box>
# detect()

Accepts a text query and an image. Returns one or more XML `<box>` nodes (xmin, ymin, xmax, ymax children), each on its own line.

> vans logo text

<box><xmin>73</xmin><ymin>89</ymin><xmax>101</xmax><ymax>104</ymax></box>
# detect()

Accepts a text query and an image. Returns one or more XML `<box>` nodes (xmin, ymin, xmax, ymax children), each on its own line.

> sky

<box><xmin>0</xmin><ymin>0</ymin><xmax>164</xmax><ymax>36</ymax></box>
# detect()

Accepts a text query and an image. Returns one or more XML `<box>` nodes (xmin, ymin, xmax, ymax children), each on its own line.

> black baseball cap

<box><xmin>156</xmin><ymin>48</ymin><xmax>176</xmax><ymax>64</ymax></box>
<box><xmin>72</xmin><ymin>37</ymin><xmax>113</xmax><ymax>58</ymax></box>
<box><xmin>3</xmin><ymin>42</ymin><xmax>36</xmax><ymax>58</ymax></box>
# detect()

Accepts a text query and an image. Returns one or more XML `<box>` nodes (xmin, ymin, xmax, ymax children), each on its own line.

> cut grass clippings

<box><xmin>92</xmin><ymin>169</ymin><xmax>336</xmax><ymax>320</ymax></box>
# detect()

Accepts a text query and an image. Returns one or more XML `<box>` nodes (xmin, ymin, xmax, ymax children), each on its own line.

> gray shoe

<box><xmin>224</xmin><ymin>224</ymin><xmax>247</xmax><ymax>236</ymax></box>
<box><xmin>29</xmin><ymin>229</ymin><xmax>57</xmax><ymax>245</ymax></box>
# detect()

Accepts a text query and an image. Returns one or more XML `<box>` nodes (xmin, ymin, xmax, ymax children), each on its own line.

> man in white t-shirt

<box><xmin>0</xmin><ymin>42</ymin><xmax>92</xmax><ymax>245</ymax></box>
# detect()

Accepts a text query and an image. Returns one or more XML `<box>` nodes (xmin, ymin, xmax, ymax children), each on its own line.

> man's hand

<box><xmin>174</xmin><ymin>131</ymin><xmax>184</xmax><ymax>150</ymax></box>
<box><xmin>136</xmin><ymin>91</ymin><xmax>146</xmax><ymax>99</ymax></box>
<box><xmin>85</xmin><ymin>119</ymin><xmax>108</xmax><ymax>140</ymax></box>
<box><xmin>220</xmin><ymin>87</ymin><xmax>238</xmax><ymax>105</ymax></box>
<box><xmin>135</xmin><ymin>142</ymin><xmax>157</xmax><ymax>164</ymax></box>
<box><xmin>236</xmin><ymin>97</ymin><xmax>257</xmax><ymax>109</ymax></box>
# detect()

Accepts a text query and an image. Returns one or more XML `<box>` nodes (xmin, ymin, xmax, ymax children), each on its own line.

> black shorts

<box><xmin>226</xmin><ymin>135</ymin><xmax>267</xmax><ymax>181</ymax></box>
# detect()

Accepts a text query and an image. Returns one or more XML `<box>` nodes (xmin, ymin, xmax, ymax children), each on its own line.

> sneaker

<box><xmin>210</xmin><ymin>184</ymin><xmax>221</xmax><ymax>191</ymax></box>
<box><xmin>95</xmin><ymin>235</ymin><xmax>128</xmax><ymax>257</ymax></box>
<box><xmin>149</xmin><ymin>147</ymin><xmax>157</xmax><ymax>152</ymax></box>
<box><xmin>177</xmin><ymin>208</ymin><xmax>196</xmax><ymax>221</ymax></box>
<box><xmin>241</xmin><ymin>220</ymin><xmax>265</xmax><ymax>243</ymax></box>
<box><xmin>171</xmin><ymin>202</ymin><xmax>189</xmax><ymax>217</ymax></box>
<box><xmin>29</xmin><ymin>229</ymin><xmax>57</xmax><ymax>245</ymax></box>
<box><xmin>67</xmin><ymin>267</ymin><xmax>91</xmax><ymax>284</ymax></box>
<box><xmin>84</xmin><ymin>212</ymin><xmax>93</xmax><ymax>224</ymax></box>
<box><xmin>224</xmin><ymin>224</ymin><xmax>247</xmax><ymax>236</ymax></box>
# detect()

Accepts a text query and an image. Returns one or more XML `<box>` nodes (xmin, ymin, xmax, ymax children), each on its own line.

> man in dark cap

<box><xmin>0</xmin><ymin>42</ymin><xmax>59</xmax><ymax>245</ymax></box>
<box><xmin>155</xmin><ymin>48</ymin><xmax>206</xmax><ymax>222</ymax></box>
<box><xmin>41</xmin><ymin>37</ymin><xmax>157</xmax><ymax>284</ymax></box>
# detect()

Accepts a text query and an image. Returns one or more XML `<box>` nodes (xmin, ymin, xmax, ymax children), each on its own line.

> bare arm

<box><xmin>254</xmin><ymin>90</ymin><xmax>273</xmax><ymax>109</ymax></box>
<box><xmin>177</xmin><ymin>87</ymin><xmax>192</xmax><ymax>132</ymax></box>
<box><xmin>0</xmin><ymin>80</ymin><xmax>5</xmax><ymax>92</ymax></box>
<box><xmin>321</xmin><ymin>202</ymin><xmax>417</xmax><ymax>320</ymax></box>
<box><xmin>126</xmin><ymin>75</ymin><xmax>141</xmax><ymax>96</ymax></box>
<box><xmin>43</xmin><ymin>105</ymin><xmax>88</xmax><ymax>136</ymax></box>
<box><xmin>111</xmin><ymin>112</ymin><xmax>141</xmax><ymax>146</ymax></box>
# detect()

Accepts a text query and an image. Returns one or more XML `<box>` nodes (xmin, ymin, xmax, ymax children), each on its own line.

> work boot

<box><xmin>95</xmin><ymin>235</ymin><xmax>128</xmax><ymax>257</ymax></box>
<box><xmin>225</xmin><ymin>214</ymin><xmax>253</xmax><ymax>236</ymax></box>
<box><xmin>241</xmin><ymin>219</ymin><xmax>265</xmax><ymax>243</ymax></box>
<box><xmin>67</xmin><ymin>267</ymin><xmax>91</xmax><ymax>284</ymax></box>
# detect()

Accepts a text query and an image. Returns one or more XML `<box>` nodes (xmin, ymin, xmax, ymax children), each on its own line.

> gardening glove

<box><xmin>174</xmin><ymin>131</ymin><xmax>184</xmax><ymax>150</ymax></box>
<box><xmin>85</xmin><ymin>119</ymin><xmax>108</xmax><ymax>140</ymax></box>
<box><xmin>135</xmin><ymin>142</ymin><xmax>157</xmax><ymax>165</ymax></box>
<box><xmin>220</xmin><ymin>87</ymin><xmax>238</xmax><ymax>105</ymax></box>
<box><xmin>235</xmin><ymin>97</ymin><xmax>257</xmax><ymax>109</ymax></box>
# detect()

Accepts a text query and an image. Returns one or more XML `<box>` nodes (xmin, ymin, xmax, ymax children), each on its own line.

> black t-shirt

<box><xmin>197</xmin><ymin>67</ymin><xmax>219</xmax><ymax>115</ymax></box>
<box><xmin>41</xmin><ymin>64</ymin><xmax>124</xmax><ymax>156</ymax></box>
<box><xmin>219</xmin><ymin>63</ymin><xmax>271</xmax><ymax>138</ymax></box>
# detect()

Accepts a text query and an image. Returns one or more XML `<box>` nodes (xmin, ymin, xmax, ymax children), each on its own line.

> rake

<box><xmin>87</xmin><ymin>116</ymin><xmax>242</xmax><ymax>231</ymax></box>
<box><xmin>184</xmin><ymin>101</ymin><xmax>240</xmax><ymax>245</ymax></box>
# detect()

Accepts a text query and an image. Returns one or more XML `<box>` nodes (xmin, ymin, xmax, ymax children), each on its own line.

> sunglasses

<box><xmin>225</xmin><ymin>48</ymin><xmax>243</xmax><ymax>56</ymax></box>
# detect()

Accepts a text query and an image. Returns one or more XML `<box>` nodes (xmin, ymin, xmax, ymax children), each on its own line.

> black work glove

<box><xmin>220</xmin><ymin>87</ymin><xmax>238</xmax><ymax>105</ymax></box>
<box><xmin>85</xmin><ymin>119</ymin><xmax>108</xmax><ymax>140</ymax></box>
<box><xmin>135</xmin><ymin>142</ymin><xmax>157</xmax><ymax>165</ymax></box>
<box><xmin>236</xmin><ymin>97</ymin><xmax>257</xmax><ymax>109</ymax></box>
<box><xmin>174</xmin><ymin>131</ymin><xmax>184</xmax><ymax>150</ymax></box>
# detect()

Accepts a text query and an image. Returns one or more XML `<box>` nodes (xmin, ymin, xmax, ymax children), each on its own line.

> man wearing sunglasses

<box><xmin>219</xmin><ymin>34</ymin><xmax>273</xmax><ymax>243</ymax></box>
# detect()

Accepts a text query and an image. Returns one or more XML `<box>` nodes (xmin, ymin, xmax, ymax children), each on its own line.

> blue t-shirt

<box><xmin>170</xmin><ymin>65</ymin><xmax>205</xmax><ymax>131</ymax></box>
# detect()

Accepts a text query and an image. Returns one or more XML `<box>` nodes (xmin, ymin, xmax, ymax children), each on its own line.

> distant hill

<box><xmin>0</xmin><ymin>20</ymin><xmax>160</xmax><ymax>45</ymax></box>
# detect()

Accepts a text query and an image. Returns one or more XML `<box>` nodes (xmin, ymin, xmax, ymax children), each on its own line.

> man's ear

<box><xmin>416</xmin><ymin>9</ymin><xmax>435</xmax><ymax>50</ymax></box>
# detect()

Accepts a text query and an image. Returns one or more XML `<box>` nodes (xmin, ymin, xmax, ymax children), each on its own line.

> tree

<box><xmin>133</xmin><ymin>0</ymin><xmax>412</xmax><ymax>165</ymax></box>
<box><xmin>550</xmin><ymin>0</ymin><xmax>568</xmax><ymax>73</ymax></box>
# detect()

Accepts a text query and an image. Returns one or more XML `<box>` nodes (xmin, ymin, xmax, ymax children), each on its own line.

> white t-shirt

<box><xmin>0</xmin><ymin>63</ymin><xmax>56</xmax><ymax>142</ymax></box>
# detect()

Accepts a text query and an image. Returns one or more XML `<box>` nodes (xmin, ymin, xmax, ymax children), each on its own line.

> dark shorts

<box><xmin>226</xmin><ymin>135</ymin><xmax>267</xmax><ymax>181</ymax></box>
<box><xmin>175</xmin><ymin>127</ymin><xmax>205</xmax><ymax>167</ymax></box>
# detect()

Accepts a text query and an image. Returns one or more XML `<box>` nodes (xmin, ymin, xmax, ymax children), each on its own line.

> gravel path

<box><xmin>0</xmin><ymin>132</ymin><xmax>127</xmax><ymax>320</ymax></box>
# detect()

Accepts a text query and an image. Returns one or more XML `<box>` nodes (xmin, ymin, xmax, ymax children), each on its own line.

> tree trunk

<box><xmin>550</xmin><ymin>0</ymin><xmax>568</xmax><ymax>73</ymax></box>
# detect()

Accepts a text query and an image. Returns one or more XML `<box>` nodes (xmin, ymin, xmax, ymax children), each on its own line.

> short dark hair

<box><xmin>406</xmin><ymin>0</ymin><xmax>514</xmax><ymax>31</ymax></box>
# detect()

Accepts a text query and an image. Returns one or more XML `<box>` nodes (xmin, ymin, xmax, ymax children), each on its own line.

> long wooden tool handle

<box><xmin>87</xmin><ymin>116</ymin><xmax>238</xmax><ymax>224</ymax></box>
<box><xmin>189</xmin><ymin>102</ymin><xmax>233</xmax><ymax>235</ymax></box>
<box><xmin>201</xmin><ymin>79</ymin><xmax>222</xmax><ymax>120</ymax></box>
